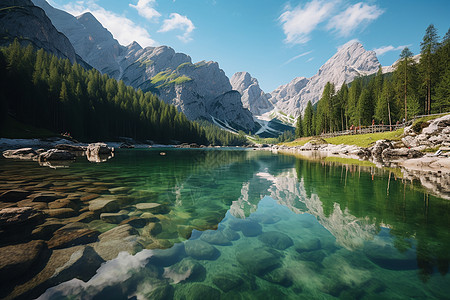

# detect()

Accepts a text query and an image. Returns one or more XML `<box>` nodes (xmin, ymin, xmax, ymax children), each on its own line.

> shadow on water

<box><xmin>0</xmin><ymin>149</ymin><xmax>449</xmax><ymax>299</ymax></box>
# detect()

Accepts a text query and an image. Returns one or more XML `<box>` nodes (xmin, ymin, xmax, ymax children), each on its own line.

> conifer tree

<box><xmin>420</xmin><ymin>24</ymin><xmax>439</xmax><ymax>114</ymax></box>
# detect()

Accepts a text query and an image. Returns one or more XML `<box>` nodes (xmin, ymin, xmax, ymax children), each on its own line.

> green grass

<box><xmin>138</xmin><ymin>58</ymin><xmax>153</xmax><ymax>68</ymax></box>
<box><xmin>170</xmin><ymin>75</ymin><xmax>192</xmax><ymax>85</ymax></box>
<box><xmin>324</xmin><ymin>128</ymin><xmax>404</xmax><ymax>147</ymax></box>
<box><xmin>0</xmin><ymin>115</ymin><xmax>56</xmax><ymax>139</ymax></box>
<box><xmin>324</xmin><ymin>156</ymin><xmax>376</xmax><ymax>167</ymax></box>
<box><xmin>150</xmin><ymin>71</ymin><xmax>171</xmax><ymax>84</ymax></box>
<box><xmin>281</xmin><ymin>137</ymin><xmax>312</xmax><ymax>147</ymax></box>
<box><xmin>176</xmin><ymin>62</ymin><xmax>193</xmax><ymax>70</ymax></box>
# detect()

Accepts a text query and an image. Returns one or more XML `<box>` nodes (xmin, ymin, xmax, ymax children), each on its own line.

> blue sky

<box><xmin>49</xmin><ymin>0</ymin><xmax>449</xmax><ymax>92</ymax></box>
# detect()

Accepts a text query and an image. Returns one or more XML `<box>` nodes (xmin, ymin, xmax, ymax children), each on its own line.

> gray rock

<box><xmin>31</xmin><ymin>192</ymin><xmax>62</xmax><ymax>203</ymax></box>
<box><xmin>147</xmin><ymin>242</ymin><xmax>186</xmax><ymax>267</ymax></box>
<box><xmin>258</xmin><ymin>231</ymin><xmax>293</xmax><ymax>250</ymax></box>
<box><xmin>230</xmin><ymin>71</ymin><xmax>273</xmax><ymax>115</ymax></box>
<box><xmin>38</xmin><ymin>149</ymin><xmax>76</xmax><ymax>161</ymax></box>
<box><xmin>229</xmin><ymin>218</ymin><xmax>262</xmax><ymax>237</ymax></box>
<box><xmin>370</xmin><ymin>139</ymin><xmax>393</xmax><ymax>158</ymax></box>
<box><xmin>269</xmin><ymin>41</ymin><xmax>380</xmax><ymax>118</ymax></box>
<box><xmin>262</xmin><ymin>268</ymin><xmax>293</xmax><ymax>287</ymax></box>
<box><xmin>0</xmin><ymin>0</ymin><xmax>85</xmax><ymax>65</ymax></box>
<box><xmin>382</xmin><ymin>148</ymin><xmax>424</xmax><ymax>159</ymax></box>
<box><xmin>135</xmin><ymin>202</ymin><xmax>168</xmax><ymax>213</ymax></box>
<box><xmin>2</xmin><ymin>148</ymin><xmax>38</xmax><ymax>160</ymax></box>
<box><xmin>54</xmin><ymin>144</ymin><xmax>87</xmax><ymax>152</ymax></box>
<box><xmin>185</xmin><ymin>240</ymin><xmax>220</xmax><ymax>260</ymax></box>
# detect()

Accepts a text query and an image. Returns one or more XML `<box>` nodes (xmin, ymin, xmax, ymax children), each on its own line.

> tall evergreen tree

<box><xmin>303</xmin><ymin>101</ymin><xmax>314</xmax><ymax>137</ymax></box>
<box><xmin>295</xmin><ymin>114</ymin><xmax>303</xmax><ymax>138</ymax></box>
<box><xmin>420</xmin><ymin>24</ymin><xmax>439</xmax><ymax>114</ymax></box>
<box><xmin>397</xmin><ymin>47</ymin><xmax>414</xmax><ymax>122</ymax></box>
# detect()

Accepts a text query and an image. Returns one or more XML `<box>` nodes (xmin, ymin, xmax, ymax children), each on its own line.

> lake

<box><xmin>0</xmin><ymin>149</ymin><xmax>449</xmax><ymax>299</ymax></box>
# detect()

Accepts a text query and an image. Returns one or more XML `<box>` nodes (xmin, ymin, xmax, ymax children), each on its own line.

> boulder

<box><xmin>54</xmin><ymin>144</ymin><xmax>87</xmax><ymax>152</ymax></box>
<box><xmin>44</xmin><ymin>208</ymin><xmax>76</xmax><ymax>218</ymax></box>
<box><xmin>258</xmin><ymin>231</ymin><xmax>293</xmax><ymax>250</ymax></box>
<box><xmin>236</xmin><ymin>248</ymin><xmax>281</xmax><ymax>276</ymax></box>
<box><xmin>50</xmin><ymin>245</ymin><xmax>104</xmax><ymax>282</ymax></box>
<box><xmin>163</xmin><ymin>257</ymin><xmax>206</xmax><ymax>283</ymax></box>
<box><xmin>147</xmin><ymin>242</ymin><xmax>186</xmax><ymax>267</ymax></box>
<box><xmin>174</xmin><ymin>283</ymin><xmax>221</xmax><ymax>300</ymax></box>
<box><xmin>38</xmin><ymin>149</ymin><xmax>76</xmax><ymax>162</ymax></box>
<box><xmin>86</xmin><ymin>142</ymin><xmax>113</xmax><ymax>156</ymax></box>
<box><xmin>0</xmin><ymin>206</ymin><xmax>43</xmax><ymax>228</ymax></box>
<box><xmin>370</xmin><ymin>140</ymin><xmax>393</xmax><ymax>158</ymax></box>
<box><xmin>295</xmin><ymin>238</ymin><xmax>321</xmax><ymax>252</ymax></box>
<box><xmin>0</xmin><ymin>240</ymin><xmax>48</xmax><ymax>281</ymax></box>
<box><xmin>228</xmin><ymin>218</ymin><xmax>262</xmax><ymax>237</ymax></box>
<box><xmin>47</xmin><ymin>223</ymin><xmax>100</xmax><ymax>249</ymax></box>
<box><xmin>31</xmin><ymin>193</ymin><xmax>62</xmax><ymax>203</ymax></box>
<box><xmin>135</xmin><ymin>202</ymin><xmax>169</xmax><ymax>214</ymax></box>
<box><xmin>212</xmin><ymin>273</ymin><xmax>244</xmax><ymax>292</ymax></box>
<box><xmin>185</xmin><ymin>240</ymin><xmax>220</xmax><ymax>260</ymax></box>
<box><xmin>200</xmin><ymin>230</ymin><xmax>231</xmax><ymax>246</ymax></box>
<box><xmin>88</xmin><ymin>198</ymin><xmax>119</xmax><ymax>214</ymax></box>
<box><xmin>0</xmin><ymin>189</ymin><xmax>31</xmax><ymax>202</ymax></box>
<box><xmin>382</xmin><ymin>148</ymin><xmax>424</xmax><ymax>159</ymax></box>
<box><xmin>95</xmin><ymin>225</ymin><xmax>143</xmax><ymax>260</ymax></box>
<box><xmin>100</xmin><ymin>212</ymin><xmax>128</xmax><ymax>224</ymax></box>
<box><xmin>2</xmin><ymin>148</ymin><xmax>38</xmax><ymax>160</ymax></box>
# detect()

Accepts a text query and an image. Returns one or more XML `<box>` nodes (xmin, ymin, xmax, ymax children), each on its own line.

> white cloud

<box><xmin>129</xmin><ymin>0</ymin><xmax>161</xmax><ymax>22</ymax></box>
<box><xmin>61</xmin><ymin>1</ymin><xmax>157</xmax><ymax>47</ymax></box>
<box><xmin>158</xmin><ymin>13</ymin><xmax>195</xmax><ymax>43</ymax></box>
<box><xmin>307</xmin><ymin>57</ymin><xmax>314</xmax><ymax>62</ymax></box>
<box><xmin>327</xmin><ymin>2</ymin><xmax>384</xmax><ymax>37</ymax></box>
<box><xmin>282</xmin><ymin>50</ymin><xmax>313</xmax><ymax>66</ymax></box>
<box><xmin>279</xmin><ymin>0</ymin><xmax>337</xmax><ymax>44</ymax></box>
<box><xmin>373</xmin><ymin>44</ymin><xmax>410</xmax><ymax>56</ymax></box>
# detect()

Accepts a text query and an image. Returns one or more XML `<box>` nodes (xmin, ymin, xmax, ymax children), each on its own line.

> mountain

<box><xmin>0</xmin><ymin>0</ymin><xmax>88</xmax><ymax>67</ymax></box>
<box><xmin>230</xmin><ymin>72</ymin><xmax>274</xmax><ymax>115</ymax></box>
<box><xmin>32</xmin><ymin>0</ymin><xmax>256</xmax><ymax>131</ymax></box>
<box><xmin>269</xmin><ymin>42</ymin><xmax>381</xmax><ymax>118</ymax></box>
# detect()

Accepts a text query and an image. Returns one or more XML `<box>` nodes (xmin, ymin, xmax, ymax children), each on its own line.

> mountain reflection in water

<box><xmin>31</xmin><ymin>149</ymin><xmax>449</xmax><ymax>299</ymax></box>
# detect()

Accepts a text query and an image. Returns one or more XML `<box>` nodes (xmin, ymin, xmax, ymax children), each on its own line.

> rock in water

<box><xmin>2</xmin><ymin>148</ymin><xmax>38</xmax><ymax>160</ymax></box>
<box><xmin>38</xmin><ymin>149</ymin><xmax>76</xmax><ymax>161</ymax></box>
<box><xmin>185</xmin><ymin>240</ymin><xmax>220</xmax><ymax>260</ymax></box>
<box><xmin>236</xmin><ymin>248</ymin><xmax>281</xmax><ymax>276</ymax></box>
<box><xmin>0</xmin><ymin>240</ymin><xmax>48</xmax><ymax>281</ymax></box>
<box><xmin>258</xmin><ymin>231</ymin><xmax>293</xmax><ymax>250</ymax></box>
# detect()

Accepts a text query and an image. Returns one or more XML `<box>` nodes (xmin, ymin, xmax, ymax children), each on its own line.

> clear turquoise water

<box><xmin>1</xmin><ymin>149</ymin><xmax>449</xmax><ymax>299</ymax></box>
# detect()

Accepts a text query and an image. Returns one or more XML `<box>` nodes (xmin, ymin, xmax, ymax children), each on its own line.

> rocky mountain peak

<box><xmin>269</xmin><ymin>41</ymin><xmax>381</xmax><ymax>118</ymax></box>
<box><xmin>231</xmin><ymin>71</ymin><xmax>273</xmax><ymax>116</ymax></box>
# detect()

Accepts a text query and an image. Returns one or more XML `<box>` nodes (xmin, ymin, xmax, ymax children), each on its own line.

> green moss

<box><xmin>324</xmin><ymin>128</ymin><xmax>404</xmax><ymax>148</ymax></box>
<box><xmin>170</xmin><ymin>75</ymin><xmax>192</xmax><ymax>85</ymax></box>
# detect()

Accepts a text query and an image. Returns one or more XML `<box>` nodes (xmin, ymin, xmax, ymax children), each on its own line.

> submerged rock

<box><xmin>0</xmin><ymin>189</ymin><xmax>32</xmax><ymax>202</ymax></box>
<box><xmin>200</xmin><ymin>230</ymin><xmax>232</xmax><ymax>246</ymax></box>
<box><xmin>364</xmin><ymin>242</ymin><xmax>417</xmax><ymax>270</ymax></box>
<box><xmin>38</xmin><ymin>149</ymin><xmax>76</xmax><ymax>162</ymax></box>
<box><xmin>174</xmin><ymin>283</ymin><xmax>221</xmax><ymax>300</ymax></box>
<box><xmin>212</xmin><ymin>273</ymin><xmax>244</xmax><ymax>292</ymax></box>
<box><xmin>0</xmin><ymin>240</ymin><xmax>48</xmax><ymax>282</ymax></box>
<box><xmin>258</xmin><ymin>231</ymin><xmax>293</xmax><ymax>250</ymax></box>
<box><xmin>95</xmin><ymin>224</ymin><xmax>143</xmax><ymax>260</ymax></box>
<box><xmin>0</xmin><ymin>206</ymin><xmax>44</xmax><ymax>227</ymax></box>
<box><xmin>47</xmin><ymin>223</ymin><xmax>100</xmax><ymax>249</ymax></box>
<box><xmin>236</xmin><ymin>248</ymin><xmax>281</xmax><ymax>276</ymax></box>
<box><xmin>185</xmin><ymin>240</ymin><xmax>220</xmax><ymax>260</ymax></box>
<box><xmin>2</xmin><ymin>148</ymin><xmax>38</xmax><ymax>160</ymax></box>
<box><xmin>163</xmin><ymin>257</ymin><xmax>206</xmax><ymax>283</ymax></box>
<box><xmin>88</xmin><ymin>198</ymin><xmax>119</xmax><ymax>214</ymax></box>
<box><xmin>147</xmin><ymin>242</ymin><xmax>186</xmax><ymax>267</ymax></box>
<box><xmin>229</xmin><ymin>218</ymin><xmax>262</xmax><ymax>237</ymax></box>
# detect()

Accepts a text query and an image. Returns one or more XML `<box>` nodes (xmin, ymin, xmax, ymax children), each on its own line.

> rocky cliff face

<box><xmin>32</xmin><ymin>0</ymin><xmax>256</xmax><ymax>131</ymax></box>
<box><xmin>0</xmin><ymin>0</ymin><xmax>86</xmax><ymax>65</ymax></box>
<box><xmin>270</xmin><ymin>42</ymin><xmax>381</xmax><ymax>117</ymax></box>
<box><xmin>230</xmin><ymin>72</ymin><xmax>273</xmax><ymax>116</ymax></box>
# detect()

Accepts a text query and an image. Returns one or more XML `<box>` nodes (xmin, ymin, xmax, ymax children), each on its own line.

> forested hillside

<box><xmin>0</xmin><ymin>40</ymin><xmax>247</xmax><ymax>145</ymax></box>
<box><xmin>297</xmin><ymin>25</ymin><xmax>450</xmax><ymax>137</ymax></box>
